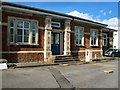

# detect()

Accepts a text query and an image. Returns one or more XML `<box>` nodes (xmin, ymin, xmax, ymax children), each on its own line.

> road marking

<box><xmin>104</xmin><ymin>70</ymin><xmax>114</xmax><ymax>74</ymax></box>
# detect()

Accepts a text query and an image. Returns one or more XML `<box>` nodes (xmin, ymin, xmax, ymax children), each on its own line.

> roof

<box><xmin>2</xmin><ymin>2</ymin><xmax>108</xmax><ymax>27</ymax></box>
<box><xmin>105</xmin><ymin>27</ymin><xmax>118</xmax><ymax>32</ymax></box>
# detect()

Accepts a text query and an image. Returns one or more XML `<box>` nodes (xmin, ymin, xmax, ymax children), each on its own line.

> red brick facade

<box><xmin>1</xmin><ymin>2</ymin><xmax>114</xmax><ymax>63</ymax></box>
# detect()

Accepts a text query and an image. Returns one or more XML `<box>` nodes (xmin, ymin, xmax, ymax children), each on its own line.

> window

<box><xmin>31</xmin><ymin>22</ymin><xmax>37</xmax><ymax>44</ymax></box>
<box><xmin>9</xmin><ymin>19</ymin><xmax>14</xmax><ymax>43</ymax></box>
<box><xmin>102</xmin><ymin>33</ymin><xmax>107</xmax><ymax>46</ymax></box>
<box><xmin>90</xmin><ymin>29</ymin><xmax>98</xmax><ymax>46</ymax></box>
<box><xmin>51</xmin><ymin>21</ymin><xmax>61</xmax><ymax>28</ymax></box>
<box><xmin>17</xmin><ymin>21</ymin><xmax>30</xmax><ymax>43</ymax></box>
<box><xmin>8</xmin><ymin>17</ymin><xmax>38</xmax><ymax>45</ymax></box>
<box><xmin>75</xmin><ymin>26</ymin><xmax>84</xmax><ymax>46</ymax></box>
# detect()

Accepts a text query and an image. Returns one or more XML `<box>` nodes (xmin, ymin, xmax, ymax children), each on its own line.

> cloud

<box><xmin>66</xmin><ymin>10</ymin><xmax>93</xmax><ymax>20</ymax></box>
<box><xmin>108</xmin><ymin>10</ymin><xmax>112</xmax><ymax>14</ymax></box>
<box><xmin>100</xmin><ymin>10</ymin><xmax>107</xmax><ymax>16</ymax></box>
<box><xmin>100</xmin><ymin>10</ymin><xmax>112</xmax><ymax>16</ymax></box>
<box><xmin>100</xmin><ymin>10</ymin><xmax>104</xmax><ymax>13</ymax></box>
<box><xmin>103</xmin><ymin>12</ymin><xmax>106</xmax><ymax>16</ymax></box>
<box><xmin>66</xmin><ymin>10</ymin><xmax>118</xmax><ymax>30</ymax></box>
<box><xmin>101</xmin><ymin>17</ymin><xmax>118</xmax><ymax>30</ymax></box>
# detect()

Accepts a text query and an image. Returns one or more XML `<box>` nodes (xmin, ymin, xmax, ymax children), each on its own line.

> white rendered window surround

<box><xmin>8</xmin><ymin>17</ymin><xmax>38</xmax><ymax>45</ymax></box>
<box><xmin>75</xmin><ymin>26</ymin><xmax>84</xmax><ymax>46</ymax></box>
<box><xmin>102</xmin><ymin>33</ymin><xmax>108</xmax><ymax>46</ymax></box>
<box><xmin>90</xmin><ymin>29</ymin><xmax>98</xmax><ymax>46</ymax></box>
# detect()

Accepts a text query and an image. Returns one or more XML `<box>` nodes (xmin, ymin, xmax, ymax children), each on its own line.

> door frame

<box><xmin>51</xmin><ymin>30</ymin><xmax>63</xmax><ymax>55</ymax></box>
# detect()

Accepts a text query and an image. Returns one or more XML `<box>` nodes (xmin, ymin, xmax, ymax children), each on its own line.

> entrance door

<box><xmin>51</xmin><ymin>32</ymin><xmax>60</xmax><ymax>55</ymax></box>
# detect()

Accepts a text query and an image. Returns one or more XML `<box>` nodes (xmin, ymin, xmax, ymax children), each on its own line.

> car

<box><xmin>104</xmin><ymin>49</ymin><xmax>120</xmax><ymax>57</ymax></box>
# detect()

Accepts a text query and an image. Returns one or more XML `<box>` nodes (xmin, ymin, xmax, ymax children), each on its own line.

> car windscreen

<box><xmin>105</xmin><ymin>49</ymin><xmax>114</xmax><ymax>53</ymax></box>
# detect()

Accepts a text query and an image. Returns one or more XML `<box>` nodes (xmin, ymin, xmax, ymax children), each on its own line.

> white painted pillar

<box><xmin>100</xmin><ymin>28</ymin><xmax>103</xmax><ymax>56</ymax></box>
<box><xmin>64</xmin><ymin>20</ymin><xmax>71</xmax><ymax>55</ymax></box>
<box><xmin>44</xmin><ymin>16</ymin><xmax>52</xmax><ymax>63</ymax></box>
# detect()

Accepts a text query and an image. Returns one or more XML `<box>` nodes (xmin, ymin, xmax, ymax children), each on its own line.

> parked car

<box><xmin>104</xmin><ymin>49</ymin><xmax>120</xmax><ymax>57</ymax></box>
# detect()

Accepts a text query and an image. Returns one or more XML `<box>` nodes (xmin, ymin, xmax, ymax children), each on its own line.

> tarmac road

<box><xmin>2</xmin><ymin>60</ymin><xmax>118</xmax><ymax>89</ymax></box>
<box><xmin>56</xmin><ymin>60</ymin><xmax>118</xmax><ymax>88</ymax></box>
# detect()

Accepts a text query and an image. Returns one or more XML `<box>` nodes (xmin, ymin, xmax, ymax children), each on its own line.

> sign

<box><xmin>0</xmin><ymin>63</ymin><xmax>7</xmax><ymax>69</ymax></box>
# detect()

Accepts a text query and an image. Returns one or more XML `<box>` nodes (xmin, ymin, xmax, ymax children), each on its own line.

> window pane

<box><xmin>32</xmin><ymin>22</ymin><xmax>36</xmax><ymax>29</ymax></box>
<box><xmin>94</xmin><ymin>37</ymin><xmax>96</xmax><ymax>45</ymax></box>
<box><xmin>24</xmin><ymin>36</ymin><xmax>29</xmax><ymax>43</ymax></box>
<box><xmin>17</xmin><ymin>29</ymin><xmax>22</xmax><ymax>35</ymax></box>
<box><xmin>76</xmin><ymin>39</ymin><xmax>78</xmax><ymax>44</ymax></box>
<box><xmin>24</xmin><ymin>21</ymin><xmax>29</xmax><ymax>28</ymax></box>
<box><xmin>32</xmin><ymin>30</ymin><xmax>35</xmax><ymax>36</ymax></box>
<box><xmin>104</xmin><ymin>39</ymin><xmax>106</xmax><ymax>46</ymax></box>
<box><xmin>10</xmin><ymin>28</ymin><xmax>14</xmax><ymax>35</ymax></box>
<box><xmin>79</xmin><ymin>29</ymin><xmax>82</xmax><ymax>34</ymax></box>
<box><xmin>31</xmin><ymin>22</ymin><xmax>37</xmax><ymax>44</ymax></box>
<box><xmin>24</xmin><ymin>29</ymin><xmax>29</xmax><ymax>36</ymax></box>
<box><xmin>75</xmin><ymin>35</ymin><xmax>78</xmax><ymax>44</ymax></box>
<box><xmin>10</xmin><ymin>35</ymin><xmax>13</xmax><ymax>42</ymax></box>
<box><xmin>93</xmin><ymin>31</ymin><xmax>96</xmax><ymax>36</ymax></box>
<box><xmin>79</xmin><ymin>35</ymin><xmax>82</xmax><ymax>44</ymax></box>
<box><xmin>17</xmin><ymin>36</ymin><xmax>22</xmax><ymax>42</ymax></box>
<box><xmin>32</xmin><ymin>37</ymin><xmax>35</xmax><ymax>43</ymax></box>
<box><xmin>17</xmin><ymin>21</ymin><xmax>23</xmax><ymax>28</ymax></box>
<box><xmin>76</xmin><ymin>29</ymin><xmax>79</xmax><ymax>34</ymax></box>
<box><xmin>91</xmin><ymin>37</ymin><xmax>94</xmax><ymax>45</ymax></box>
<box><xmin>79</xmin><ymin>39</ymin><xmax>82</xmax><ymax>44</ymax></box>
<box><xmin>55</xmin><ymin>34</ymin><xmax>59</xmax><ymax>44</ymax></box>
<box><xmin>10</xmin><ymin>20</ymin><xmax>14</xmax><ymax>27</ymax></box>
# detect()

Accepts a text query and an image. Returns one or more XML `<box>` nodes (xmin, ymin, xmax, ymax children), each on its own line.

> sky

<box><xmin>13</xmin><ymin>2</ymin><xmax>118</xmax><ymax>30</ymax></box>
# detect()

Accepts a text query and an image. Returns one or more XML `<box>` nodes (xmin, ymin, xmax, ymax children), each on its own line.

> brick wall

<box><xmin>71</xmin><ymin>21</ymin><xmax>102</xmax><ymax>60</ymax></box>
<box><xmin>2</xmin><ymin>11</ymin><xmax>45</xmax><ymax>63</ymax></box>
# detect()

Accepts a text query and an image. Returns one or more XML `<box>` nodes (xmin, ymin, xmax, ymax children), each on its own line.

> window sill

<box><xmin>91</xmin><ymin>45</ymin><xmax>99</xmax><ymax>47</ymax></box>
<box><xmin>9</xmin><ymin>43</ymin><xmax>39</xmax><ymax>46</ymax></box>
<box><xmin>75</xmin><ymin>44</ymin><xmax>85</xmax><ymax>47</ymax></box>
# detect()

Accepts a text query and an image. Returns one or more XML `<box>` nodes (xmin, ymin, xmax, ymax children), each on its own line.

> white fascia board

<box><xmin>2</xmin><ymin>5</ymin><xmax>72</xmax><ymax>20</ymax></box>
<box><xmin>74</xmin><ymin>19</ymin><xmax>107</xmax><ymax>27</ymax></box>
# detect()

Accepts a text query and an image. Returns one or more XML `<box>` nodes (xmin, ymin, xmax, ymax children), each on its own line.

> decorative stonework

<box><xmin>64</xmin><ymin>20</ymin><xmax>71</xmax><ymax>55</ymax></box>
<box><xmin>44</xmin><ymin>16</ymin><xmax>52</xmax><ymax>62</ymax></box>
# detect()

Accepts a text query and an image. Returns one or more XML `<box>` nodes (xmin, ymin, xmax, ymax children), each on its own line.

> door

<box><xmin>51</xmin><ymin>32</ymin><xmax>60</xmax><ymax>55</ymax></box>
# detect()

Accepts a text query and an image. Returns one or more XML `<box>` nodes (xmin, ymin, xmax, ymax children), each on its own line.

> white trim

<box><xmin>1</xmin><ymin>51</ymin><xmax>45</xmax><ymax>53</ymax></box>
<box><xmin>84</xmin><ymin>32</ymin><xmax>90</xmax><ymax>35</ymax></box>
<box><xmin>3</xmin><ymin>6</ymin><xmax>72</xmax><ymax>20</ymax></box>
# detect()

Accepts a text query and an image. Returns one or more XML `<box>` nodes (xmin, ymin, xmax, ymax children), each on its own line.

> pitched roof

<box><xmin>2</xmin><ymin>2</ymin><xmax>108</xmax><ymax>27</ymax></box>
